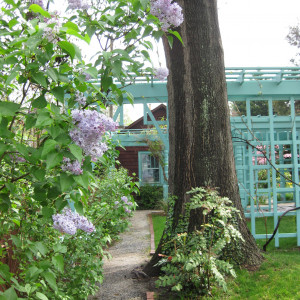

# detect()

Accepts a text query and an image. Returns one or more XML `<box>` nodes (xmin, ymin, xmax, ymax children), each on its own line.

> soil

<box><xmin>89</xmin><ymin>210</ymin><xmax>160</xmax><ymax>300</ymax></box>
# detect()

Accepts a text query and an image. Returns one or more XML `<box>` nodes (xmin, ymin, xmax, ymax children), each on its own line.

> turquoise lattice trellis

<box><xmin>110</xmin><ymin>67</ymin><xmax>300</xmax><ymax>247</ymax></box>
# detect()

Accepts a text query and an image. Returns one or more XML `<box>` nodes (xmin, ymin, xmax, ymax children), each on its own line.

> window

<box><xmin>139</xmin><ymin>152</ymin><xmax>160</xmax><ymax>184</ymax></box>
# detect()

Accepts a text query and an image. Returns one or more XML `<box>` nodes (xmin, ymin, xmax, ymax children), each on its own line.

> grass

<box><xmin>152</xmin><ymin>214</ymin><xmax>166</xmax><ymax>248</ymax></box>
<box><xmin>151</xmin><ymin>214</ymin><xmax>300</xmax><ymax>299</ymax></box>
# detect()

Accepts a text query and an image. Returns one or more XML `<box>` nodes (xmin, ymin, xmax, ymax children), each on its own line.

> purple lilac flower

<box><xmin>53</xmin><ymin>213</ymin><xmax>77</xmax><ymax>235</ymax></box>
<box><xmin>127</xmin><ymin>202</ymin><xmax>133</xmax><ymax>206</ymax></box>
<box><xmin>125</xmin><ymin>208</ymin><xmax>132</xmax><ymax>214</ymax></box>
<box><xmin>61</xmin><ymin>157</ymin><xmax>83</xmax><ymax>175</ymax></box>
<box><xmin>75</xmin><ymin>91</ymin><xmax>86</xmax><ymax>106</ymax></box>
<box><xmin>69</xmin><ymin>109</ymin><xmax>118</xmax><ymax>161</ymax></box>
<box><xmin>43</xmin><ymin>13</ymin><xmax>60</xmax><ymax>44</ymax></box>
<box><xmin>114</xmin><ymin>201</ymin><xmax>119</xmax><ymax>205</ymax></box>
<box><xmin>121</xmin><ymin>196</ymin><xmax>128</xmax><ymax>204</ymax></box>
<box><xmin>10</xmin><ymin>154</ymin><xmax>26</xmax><ymax>163</ymax></box>
<box><xmin>68</xmin><ymin>0</ymin><xmax>89</xmax><ymax>10</ymax></box>
<box><xmin>52</xmin><ymin>207</ymin><xmax>95</xmax><ymax>235</ymax></box>
<box><xmin>150</xmin><ymin>0</ymin><xmax>184</xmax><ymax>32</ymax></box>
<box><xmin>154</xmin><ymin>67</ymin><xmax>169</xmax><ymax>80</ymax></box>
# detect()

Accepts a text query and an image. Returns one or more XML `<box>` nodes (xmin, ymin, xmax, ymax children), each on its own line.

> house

<box><xmin>116</xmin><ymin>104</ymin><xmax>167</xmax><ymax>186</ymax></box>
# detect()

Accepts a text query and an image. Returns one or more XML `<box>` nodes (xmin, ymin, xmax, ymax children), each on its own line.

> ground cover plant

<box><xmin>152</xmin><ymin>212</ymin><xmax>299</xmax><ymax>299</ymax></box>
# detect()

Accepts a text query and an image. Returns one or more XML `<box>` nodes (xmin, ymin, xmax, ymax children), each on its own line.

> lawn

<box><xmin>151</xmin><ymin>214</ymin><xmax>300</xmax><ymax>299</ymax></box>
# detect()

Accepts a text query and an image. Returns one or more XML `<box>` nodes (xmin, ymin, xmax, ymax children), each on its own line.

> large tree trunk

<box><xmin>143</xmin><ymin>0</ymin><xmax>263</xmax><ymax>276</ymax></box>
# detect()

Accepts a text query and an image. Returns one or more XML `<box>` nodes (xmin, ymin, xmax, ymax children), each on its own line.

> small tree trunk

<box><xmin>143</xmin><ymin>0</ymin><xmax>263</xmax><ymax>277</ymax></box>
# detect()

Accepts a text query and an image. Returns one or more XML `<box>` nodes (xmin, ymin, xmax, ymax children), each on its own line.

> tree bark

<box><xmin>143</xmin><ymin>0</ymin><xmax>263</xmax><ymax>276</ymax></box>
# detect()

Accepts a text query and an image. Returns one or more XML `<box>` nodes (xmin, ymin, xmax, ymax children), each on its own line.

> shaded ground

<box><xmin>89</xmin><ymin>210</ymin><xmax>158</xmax><ymax>300</ymax></box>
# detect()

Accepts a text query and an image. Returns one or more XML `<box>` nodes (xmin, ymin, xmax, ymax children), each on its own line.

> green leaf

<box><xmin>112</xmin><ymin>60</ymin><xmax>122</xmax><ymax>77</ymax></box>
<box><xmin>0</xmin><ymin>264</ymin><xmax>11</xmax><ymax>281</ymax></box>
<box><xmin>4</xmin><ymin>0</ymin><xmax>15</xmax><ymax>6</ymax></box>
<box><xmin>143</xmin><ymin>27</ymin><xmax>153</xmax><ymax>39</ymax></box>
<box><xmin>43</xmin><ymin>272</ymin><xmax>57</xmax><ymax>291</ymax></box>
<box><xmin>85</xmin><ymin>67</ymin><xmax>98</xmax><ymax>79</ymax></box>
<box><xmin>167</xmin><ymin>35</ymin><xmax>173</xmax><ymax>48</ymax></box>
<box><xmin>141</xmin><ymin>50</ymin><xmax>150</xmax><ymax>61</ymax></box>
<box><xmin>29</xmin><ymin>4</ymin><xmax>51</xmax><ymax>18</ymax></box>
<box><xmin>73</xmin><ymin>173</ymin><xmax>89</xmax><ymax>190</ymax></box>
<box><xmin>32</xmin><ymin>72</ymin><xmax>48</xmax><ymax>88</ymax></box>
<box><xmin>52</xmin><ymin>255</ymin><xmax>64</xmax><ymax>273</ymax></box>
<box><xmin>15</xmin><ymin>142</ymin><xmax>28</xmax><ymax>157</ymax></box>
<box><xmin>60</xmin><ymin>173</ymin><xmax>74</xmax><ymax>192</ymax></box>
<box><xmin>32</xmin><ymin>95</ymin><xmax>47</xmax><ymax>109</ymax></box>
<box><xmin>5</xmin><ymin>71</ymin><xmax>18</xmax><ymax>85</ymax></box>
<box><xmin>170</xmin><ymin>30</ymin><xmax>184</xmax><ymax>45</ymax></box>
<box><xmin>1</xmin><ymin>287</ymin><xmax>18</xmax><ymax>300</ymax></box>
<box><xmin>41</xmin><ymin>207</ymin><xmax>53</xmax><ymax>219</ymax></box>
<box><xmin>8</xmin><ymin>19</ymin><xmax>18</xmax><ymax>29</ymax></box>
<box><xmin>46</xmin><ymin>68</ymin><xmax>59</xmax><ymax>82</ymax></box>
<box><xmin>35</xmin><ymin>242</ymin><xmax>48</xmax><ymax>256</ymax></box>
<box><xmin>35</xmin><ymin>112</ymin><xmax>53</xmax><ymax>127</ymax></box>
<box><xmin>53</xmin><ymin>244</ymin><xmax>67</xmax><ymax>253</ymax></box>
<box><xmin>0</xmin><ymin>142</ymin><xmax>9</xmax><ymax>156</ymax></box>
<box><xmin>140</xmin><ymin>0</ymin><xmax>149</xmax><ymax>9</ymax></box>
<box><xmin>0</xmin><ymin>101</ymin><xmax>20</xmax><ymax>116</ymax></box>
<box><xmin>51</xmin><ymin>86</ymin><xmax>64</xmax><ymax>102</ymax></box>
<box><xmin>5</xmin><ymin>56</ymin><xmax>18</xmax><ymax>64</ymax></box>
<box><xmin>62</xmin><ymin>21</ymin><xmax>79</xmax><ymax>32</ymax></box>
<box><xmin>101</xmin><ymin>75</ymin><xmax>112</xmax><ymax>92</ymax></box>
<box><xmin>31</xmin><ymin>167</ymin><xmax>46</xmax><ymax>181</ymax></box>
<box><xmin>11</xmin><ymin>235</ymin><xmax>22</xmax><ymax>248</ymax></box>
<box><xmin>46</xmin><ymin>152</ymin><xmax>63</xmax><ymax>170</ymax></box>
<box><xmin>25</xmin><ymin>115</ymin><xmax>37</xmax><ymax>129</ymax></box>
<box><xmin>35</xmin><ymin>292</ymin><xmax>49</xmax><ymax>300</ymax></box>
<box><xmin>65</xmin><ymin>29</ymin><xmax>90</xmax><ymax>44</ymax></box>
<box><xmin>69</xmin><ymin>144</ymin><xmax>82</xmax><ymax>162</ymax></box>
<box><xmin>42</xmin><ymin>139</ymin><xmax>58</xmax><ymax>157</ymax></box>
<box><xmin>74</xmin><ymin>201</ymin><xmax>84</xmax><ymax>215</ymax></box>
<box><xmin>58</xmin><ymin>41</ymin><xmax>75</xmax><ymax>59</ymax></box>
<box><xmin>126</xmin><ymin>92</ymin><xmax>134</xmax><ymax>104</ymax></box>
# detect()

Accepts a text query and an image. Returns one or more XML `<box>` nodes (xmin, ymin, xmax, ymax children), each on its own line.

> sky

<box><xmin>217</xmin><ymin>0</ymin><xmax>300</xmax><ymax>67</ymax></box>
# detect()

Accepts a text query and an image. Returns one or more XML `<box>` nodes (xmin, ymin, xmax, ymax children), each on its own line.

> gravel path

<box><xmin>89</xmin><ymin>210</ymin><xmax>157</xmax><ymax>300</ymax></box>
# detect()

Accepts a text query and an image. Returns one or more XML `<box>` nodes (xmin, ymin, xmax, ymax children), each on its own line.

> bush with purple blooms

<box><xmin>0</xmin><ymin>0</ymin><xmax>183</xmax><ymax>299</ymax></box>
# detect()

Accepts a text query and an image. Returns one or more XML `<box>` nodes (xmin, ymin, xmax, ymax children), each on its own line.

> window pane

<box><xmin>140</xmin><ymin>153</ymin><xmax>160</xmax><ymax>183</ymax></box>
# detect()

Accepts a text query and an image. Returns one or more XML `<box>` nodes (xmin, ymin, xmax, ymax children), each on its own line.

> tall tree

<box><xmin>144</xmin><ymin>0</ymin><xmax>263</xmax><ymax>276</ymax></box>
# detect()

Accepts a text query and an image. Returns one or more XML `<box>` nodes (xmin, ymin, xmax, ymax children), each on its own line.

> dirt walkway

<box><xmin>89</xmin><ymin>210</ymin><xmax>157</xmax><ymax>300</ymax></box>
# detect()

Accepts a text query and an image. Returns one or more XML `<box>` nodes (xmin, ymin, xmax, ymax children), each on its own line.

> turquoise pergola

<box><xmin>112</xmin><ymin>67</ymin><xmax>300</xmax><ymax>247</ymax></box>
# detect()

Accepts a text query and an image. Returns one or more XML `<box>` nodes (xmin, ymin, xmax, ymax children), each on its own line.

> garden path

<box><xmin>89</xmin><ymin>210</ymin><xmax>157</xmax><ymax>300</ymax></box>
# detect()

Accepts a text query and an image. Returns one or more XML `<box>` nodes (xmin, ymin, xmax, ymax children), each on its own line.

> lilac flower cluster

<box><xmin>69</xmin><ymin>109</ymin><xmax>118</xmax><ymax>161</ymax></box>
<box><xmin>43</xmin><ymin>13</ymin><xmax>60</xmax><ymax>44</ymax></box>
<box><xmin>52</xmin><ymin>207</ymin><xmax>95</xmax><ymax>235</ymax></box>
<box><xmin>121</xmin><ymin>196</ymin><xmax>133</xmax><ymax>213</ymax></box>
<box><xmin>61</xmin><ymin>157</ymin><xmax>83</xmax><ymax>175</ymax></box>
<box><xmin>10</xmin><ymin>154</ymin><xmax>26</xmax><ymax>163</ymax></box>
<box><xmin>75</xmin><ymin>91</ymin><xmax>86</xmax><ymax>106</ymax></box>
<box><xmin>32</xmin><ymin>0</ymin><xmax>44</xmax><ymax>8</ymax></box>
<box><xmin>154</xmin><ymin>67</ymin><xmax>169</xmax><ymax>80</ymax></box>
<box><xmin>68</xmin><ymin>0</ymin><xmax>89</xmax><ymax>10</ymax></box>
<box><xmin>150</xmin><ymin>0</ymin><xmax>184</xmax><ymax>31</ymax></box>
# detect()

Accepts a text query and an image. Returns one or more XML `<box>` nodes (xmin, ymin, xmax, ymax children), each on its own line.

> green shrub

<box><xmin>135</xmin><ymin>185</ymin><xmax>163</xmax><ymax>210</ymax></box>
<box><xmin>156</xmin><ymin>187</ymin><xmax>243</xmax><ymax>297</ymax></box>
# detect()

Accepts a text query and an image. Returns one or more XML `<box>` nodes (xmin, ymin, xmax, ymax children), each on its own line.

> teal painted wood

<box><xmin>110</xmin><ymin>67</ymin><xmax>300</xmax><ymax>247</ymax></box>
